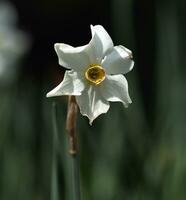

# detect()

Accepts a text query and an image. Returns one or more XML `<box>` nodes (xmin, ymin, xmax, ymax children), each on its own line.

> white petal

<box><xmin>46</xmin><ymin>70</ymin><xmax>85</xmax><ymax>97</ymax></box>
<box><xmin>102</xmin><ymin>45</ymin><xmax>134</xmax><ymax>75</ymax></box>
<box><xmin>86</xmin><ymin>25</ymin><xmax>113</xmax><ymax>63</ymax></box>
<box><xmin>54</xmin><ymin>43</ymin><xmax>90</xmax><ymax>71</ymax></box>
<box><xmin>100</xmin><ymin>75</ymin><xmax>132</xmax><ymax>107</ymax></box>
<box><xmin>76</xmin><ymin>86</ymin><xmax>110</xmax><ymax>125</ymax></box>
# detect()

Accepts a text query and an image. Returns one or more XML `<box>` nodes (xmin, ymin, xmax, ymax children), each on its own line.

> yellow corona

<box><xmin>85</xmin><ymin>65</ymin><xmax>106</xmax><ymax>85</ymax></box>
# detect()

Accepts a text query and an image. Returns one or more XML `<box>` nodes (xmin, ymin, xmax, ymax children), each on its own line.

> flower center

<box><xmin>85</xmin><ymin>65</ymin><xmax>106</xmax><ymax>85</ymax></box>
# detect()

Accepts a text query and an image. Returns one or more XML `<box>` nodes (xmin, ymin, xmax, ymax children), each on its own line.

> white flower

<box><xmin>47</xmin><ymin>25</ymin><xmax>134</xmax><ymax>124</ymax></box>
<box><xmin>0</xmin><ymin>1</ymin><xmax>29</xmax><ymax>84</ymax></box>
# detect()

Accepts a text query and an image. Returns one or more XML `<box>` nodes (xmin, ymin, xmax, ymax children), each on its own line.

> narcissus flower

<box><xmin>0</xmin><ymin>1</ymin><xmax>29</xmax><ymax>84</ymax></box>
<box><xmin>47</xmin><ymin>25</ymin><xmax>134</xmax><ymax>124</ymax></box>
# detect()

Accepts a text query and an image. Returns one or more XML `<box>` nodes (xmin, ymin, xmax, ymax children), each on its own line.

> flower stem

<box><xmin>71</xmin><ymin>154</ymin><xmax>81</xmax><ymax>200</ymax></box>
<box><xmin>66</xmin><ymin>96</ymin><xmax>81</xmax><ymax>200</ymax></box>
<box><xmin>51</xmin><ymin>101</ymin><xmax>59</xmax><ymax>200</ymax></box>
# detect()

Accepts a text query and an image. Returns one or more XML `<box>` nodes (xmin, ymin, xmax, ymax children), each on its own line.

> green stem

<box><xmin>51</xmin><ymin>101</ymin><xmax>59</xmax><ymax>200</ymax></box>
<box><xmin>66</xmin><ymin>96</ymin><xmax>81</xmax><ymax>200</ymax></box>
<box><xmin>71</xmin><ymin>155</ymin><xmax>81</xmax><ymax>200</ymax></box>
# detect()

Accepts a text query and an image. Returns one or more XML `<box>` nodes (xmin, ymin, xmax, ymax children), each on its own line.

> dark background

<box><xmin>0</xmin><ymin>0</ymin><xmax>186</xmax><ymax>199</ymax></box>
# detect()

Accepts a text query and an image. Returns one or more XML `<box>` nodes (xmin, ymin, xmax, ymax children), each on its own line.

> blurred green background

<box><xmin>0</xmin><ymin>0</ymin><xmax>186</xmax><ymax>199</ymax></box>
